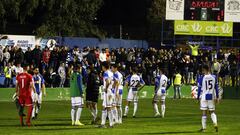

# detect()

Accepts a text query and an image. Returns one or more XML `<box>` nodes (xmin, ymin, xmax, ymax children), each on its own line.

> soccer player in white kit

<box><xmin>152</xmin><ymin>69</ymin><xmax>170</xmax><ymax>118</ymax></box>
<box><xmin>99</xmin><ymin>62</ymin><xmax>114</xmax><ymax>128</ymax></box>
<box><xmin>197</xmin><ymin>65</ymin><xmax>219</xmax><ymax>132</ymax></box>
<box><xmin>112</xmin><ymin>64</ymin><xmax>124</xmax><ymax>124</ymax></box>
<box><xmin>32</xmin><ymin>68</ymin><xmax>46</xmax><ymax>119</ymax></box>
<box><xmin>123</xmin><ymin>67</ymin><xmax>145</xmax><ymax>118</ymax></box>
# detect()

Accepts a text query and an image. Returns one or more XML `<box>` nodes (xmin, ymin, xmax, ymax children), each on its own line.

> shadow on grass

<box><xmin>139</xmin><ymin>131</ymin><xmax>201</xmax><ymax>134</ymax></box>
<box><xmin>23</xmin><ymin>127</ymin><xmax>92</xmax><ymax>131</ymax></box>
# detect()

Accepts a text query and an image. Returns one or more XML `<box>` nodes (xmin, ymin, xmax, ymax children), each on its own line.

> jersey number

<box><xmin>205</xmin><ymin>80</ymin><xmax>213</xmax><ymax>90</ymax></box>
<box><xmin>131</xmin><ymin>80</ymin><xmax>139</xmax><ymax>87</ymax></box>
<box><xmin>21</xmin><ymin>79</ymin><xmax>24</xmax><ymax>89</ymax></box>
<box><xmin>162</xmin><ymin>80</ymin><xmax>167</xmax><ymax>87</ymax></box>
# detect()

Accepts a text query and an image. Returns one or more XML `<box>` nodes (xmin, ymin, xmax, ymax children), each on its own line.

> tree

<box><xmin>147</xmin><ymin>0</ymin><xmax>166</xmax><ymax>42</ymax></box>
<box><xmin>36</xmin><ymin>0</ymin><xmax>105</xmax><ymax>38</ymax></box>
<box><xmin>0</xmin><ymin>0</ymin><xmax>105</xmax><ymax>38</ymax></box>
<box><xmin>0</xmin><ymin>0</ymin><xmax>40</xmax><ymax>32</ymax></box>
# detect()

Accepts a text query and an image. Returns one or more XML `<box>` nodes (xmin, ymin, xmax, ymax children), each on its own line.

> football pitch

<box><xmin>0</xmin><ymin>99</ymin><xmax>240</xmax><ymax>135</ymax></box>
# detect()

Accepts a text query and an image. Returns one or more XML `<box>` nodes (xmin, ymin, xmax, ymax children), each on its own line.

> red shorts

<box><xmin>19</xmin><ymin>96</ymin><xmax>33</xmax><ymax>106</ymax></box>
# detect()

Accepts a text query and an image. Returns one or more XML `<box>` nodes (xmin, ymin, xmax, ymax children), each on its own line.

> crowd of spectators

<box><xmin>0</xmin><ymin>44</ymin><xmax>240</xmax><ymax>88</ymax></box>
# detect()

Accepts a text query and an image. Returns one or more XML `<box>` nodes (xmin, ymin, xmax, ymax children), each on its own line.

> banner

<box><xmin>0</xmin><ymin>35</ymin><xmax>35</xmax><ymax>52</ymax></box>
<box><xmin>224</xmin><ymin>0</ymin><xmax>240</xmax><ymax>22</ymax></box>
<box><xmin>174</xmin><ymin>20</ymin><xmax>233</xmax><ymax>37</ymax></box>
<box><xmin>166</xmin><ymin>0</ymin><xmax>185</xmax><ymax>20</ymax></box>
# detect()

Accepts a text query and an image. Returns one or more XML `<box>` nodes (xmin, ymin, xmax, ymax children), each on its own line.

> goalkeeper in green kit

<box><xmin>70</xmin><ymin>65</ymin><xmax>84</xmax><ymax>126</ymax></box>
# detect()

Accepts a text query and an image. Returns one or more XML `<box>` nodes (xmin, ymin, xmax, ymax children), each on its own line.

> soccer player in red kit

<box><xmin>16</xmin><ymin>64</ymin><xmax>36</xmax><ymax>126</ymax></box>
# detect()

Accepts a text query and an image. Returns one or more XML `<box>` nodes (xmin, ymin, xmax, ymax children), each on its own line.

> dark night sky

<box><xmin>97</xmin><ymin>0</ymin><xmax>151</xmax><ymax>26</ymax></box>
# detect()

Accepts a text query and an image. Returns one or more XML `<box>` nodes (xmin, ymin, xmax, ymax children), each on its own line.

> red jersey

<box><xmin>16</xmin><ymin>72</ymin><xmax>33</xmax><ymax>97</ymax></box>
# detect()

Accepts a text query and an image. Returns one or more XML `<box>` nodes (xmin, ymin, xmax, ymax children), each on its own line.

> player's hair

<box><xmin>102</xmin><ymin>61</ymin><xmax>110</xmax><ymax>69</ymax></box>
<box><xmin>74</xmin><ymin>65</ymin><xmax>81</xmax><ymax>71</ymax></box>
<box><xmin>22</xmin><ymin>63</ymin><xmax>29</xmax><ymax>70</ymax></box>
<box><xmin>112</xmin><ymin>64</ymin><xmax>118</xmax><ymax>69</ymax></box>
<box><xmin>202</xmin><ymin>64</ymin><xmax>210</xmax><ymax>72</ymax></box>
<box><xmin>131</xmin><ymin>67</ymin><xmax>138</xmax><ymax>73</ymax></box>
<box><xmin>159</xmin><ymin>68</ymin><xmax>164</xmax><ymax>74</ymax></box>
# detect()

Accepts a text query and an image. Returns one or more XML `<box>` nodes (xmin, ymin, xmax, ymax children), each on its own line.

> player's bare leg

<box><xmin>89</xmin><ymin>102</ymin><xmax>98</xmax><ymax>124</ymax></box>
<box><xmin>210</xmin><ymin>111</ymin><xmax>218</xmax><ymax>132</ymax></box>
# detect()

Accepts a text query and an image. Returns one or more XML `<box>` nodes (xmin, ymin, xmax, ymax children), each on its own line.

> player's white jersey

<box><xmin>155</xmin><ymin>74</ymin><xmax>168</xmax><ymax>93</ymax></box>
<box><xmin>113</xmin><ymin>71</ymin><xmax>123</xmax><ymax>93</ymax></box>
<box><xmin>197</xmin><ymin>74</ymin><xmax>219</xmax><ymax>101</ymax></box>
<box><xmin>103</xmin><ymin>70</ymin><xmax>114</xmax><ymax>93</ymax></box>
<box><xmin>33</xmin><ymin>74</ymin><xmax>45</xmax><ymax>95</ymax></box>
<box><xmin>126</xmin><ymin>74</ymin><xmax>145</xmax><ymax>90</ymax></box>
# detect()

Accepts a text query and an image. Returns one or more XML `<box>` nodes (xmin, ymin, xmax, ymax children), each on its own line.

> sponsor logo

<box><xmin>221</xmin><ymin>23</ymin><xmax>232</xmax><ymax>34</ymax></box>
<box><xmin>191</xmin><ymin>22</ymin><xmax>202</xmax><ymax>32</ymax></box>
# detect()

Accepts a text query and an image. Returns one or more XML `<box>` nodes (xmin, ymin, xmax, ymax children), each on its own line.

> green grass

<box><xmin>0</xmin><ymin>99</ymin><xmax>240</xmax><ymax>135</ymax></box>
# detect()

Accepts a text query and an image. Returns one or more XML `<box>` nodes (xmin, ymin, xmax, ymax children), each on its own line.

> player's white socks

<box><xmin>76</xmin><ymin>108</ymin><xmax>82</xmax><ymax>121</ymax></box>
<box><xmin>95</xmin><ymin>108</ymin><xmax>98</xmax><ymax>116</ymax></box>
<box><xmin>154</xmin><ymin>103</ymin><xmax>159</xmax><ymax>114</ymax></box>
<box><xmin>161</xmin><ymin>104</ymin><xmax>165</xmax><ymax>117</ymax></box>
<box><xmin>112</xmin><ymin>107</ymin><xmax>118</xmax><ymax>123</ymax></box>
<box><xmin>108</xmin><ymin>110</ymin><xmax>114</xmax><ymax>126</ymax></box>
<box><xmin>71</xmin><ymin>109</ymin><xmax>76</xmax><ymax>122</ymax></box>
<box><xmin>32</xmin><ymin>106</ymin><xmax>36</xmax><ymax>118</ymax></box>
<box><xmin>202</xmin><ymin>115</ymin><xmax>207</xmax><ymax>129</ymax></box>
<box><xmin>101</xmin><ymin>110</ymin><xmax>107</xmax><ymax>125</ymax></box>
<box><xmin>124</xmin><ymin>106</ymin><xmax>129</xmax><ymax>116</ymax></box>
<box><xmin>36</xmin><ymin>104</ymin><xmax>40</xmax><ymax>114</ymax></box>
<box><xmin>133</xmin><ymin>102</ymin><xmax>138</xmax><ymax>116</ymax></box>
<box><xmin>118</xmin><ymin>107</ymin><xmax>122</xmax><ymax>123</ymax></box>
<box><xmin>211</xmin><ymin>113</ymin><xmax>218</xmax><ymax>126</ymax></box>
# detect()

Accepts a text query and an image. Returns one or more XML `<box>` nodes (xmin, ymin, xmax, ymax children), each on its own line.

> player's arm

<box><xmin>154</xmin><ymin>77</ymin><xmax>160</xmax><ymax>92</ymax></box>
<box><xmin>166</xmin><ymin>79</ymin><xmax>171</xmax><ymax>90</ymax></box>
<box><xmin>124</xmin><ymin>75</ymin><xmax>131</xmax><ymax>90</ymax></box>
<box><xmin>103</xmin><ymin>73</ymin><xmax>110</xmax><ymax>92</ymax></box>
<box><xmin>115</xmin><ymin>80</ymin><xmax>120</xmax><ymax>95</ymax></box>
<box><xmin>138</xmin><ymin>77</ymin><xmax>145</xmax><ymax>91</ymax></box>
<box><xmin>77</xmin><ymin>74</ymin><xmax>84</xmax><ymax>97</ymax></box>
<box><xmin>41</xmin><ymin>76</ymin><xmax>46</xmax><ymax>96</ymax></box>
<box><xmin>113</xmin><ymin>74</ymin><xmax>120</xmax><ymax>95</ymax></box>
<box><xmin>15</xmin><ymin>80</ymin><xmax>19</xmax><ymax>97</ymax></box>
<box><xmin>30</xmin><ymin>77</ymin><xmax>36</xmax><ymax>94</ymax></box>
<box><xmin>197</xmin><ymin>77</ymin><xmax>203</xmax><ymax>100</ymax></box>
<box><xmin>215</xmin><ymin>77</ymin><xmax>220</xmax><ymax>103</ymax></box>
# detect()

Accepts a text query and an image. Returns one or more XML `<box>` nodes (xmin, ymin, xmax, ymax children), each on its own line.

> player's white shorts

<box><xmin>153</xmin><ymin>89</ymin><xmax>166</xmax><ymax>102</ymax></box>
<box><xmin>71</xmin><ymin>97</ymin><xmax>84</xmax><ymax>107</ymax></box>
<box><xmin>32</xmin><ymin>92</ymin><xmax>42</xmax><ymax>104</ymax></box>
<box><xmin>200</xmin><ymin>100</ymin><xmax>215</xmax><ymax>111</ymax></box>
<box><xmin>116</xmin><ymin>94</ymin><xmax>122</xmax><ymax>106</ymax></box>
<box><xmin>112</xmin><ymin>91</ymin><xmax>116</xmax><ymax>106</ymax></box>
<box><xmin>102</xmin><ymin>92</ymin><xmax>113</xmax><ymax>108</ymax></box>
<box><xmin>127</xmin><ymin>88</ymin><xmax>138</xmax><ymax>102</ymax></box>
